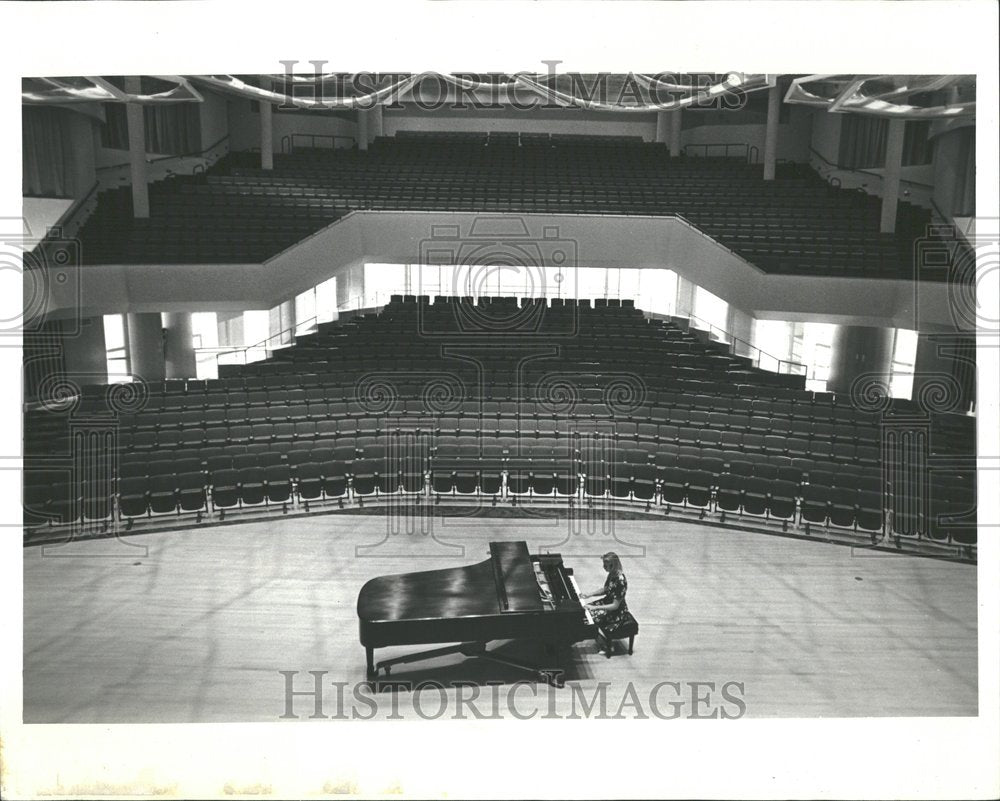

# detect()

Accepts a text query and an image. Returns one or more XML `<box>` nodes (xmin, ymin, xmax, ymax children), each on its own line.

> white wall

<box><xmin>199</xmin><ymin>88</ymin><xmax>230</xmax><ymax>150</ymax></box>
<box><xmin>809</xmin><ymin>108</ymin><xmax>841</xmax><ymax>165</ymax></box>
<box><xmin>228</xmin><ymin>100</ymin><xmax>357</xmax><ymax>153</ymax></box>
<box><xmin>807</xmin><ymin>108</ymin><xmax>938</xmax><ymax>210</ymax></box>
<box><xmin>384</xmin><ymin>107</ymin><xmax>658</xmax><ymax>141</ymax></box>
<box><xmin>39</xmin><ymin>211</ymin><xmax>968</xmax><ymax>334</ymax></box>
<box><xmin>217</xmin><ymin>99</ymin><xmax>814</xmax><ymax>163</ymax></box>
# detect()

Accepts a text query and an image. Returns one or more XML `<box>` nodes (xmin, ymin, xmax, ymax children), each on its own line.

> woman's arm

<box><xmin>584</xmin><ymin>597</ymin><xmax>621</xmax><ymax>612</ymax></box>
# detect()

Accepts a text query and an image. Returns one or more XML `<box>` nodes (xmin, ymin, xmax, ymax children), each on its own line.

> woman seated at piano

<box><xmin>581</xmin><ymin>551</ymin><xmax>629</xmax><ymax>633</ymax></box>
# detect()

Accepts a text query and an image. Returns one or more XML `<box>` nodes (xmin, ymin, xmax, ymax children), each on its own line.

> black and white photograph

<box><xmin>2</xmin><ymin>1</ymin><xmax>998</xmax><ymax>799</ymax></box>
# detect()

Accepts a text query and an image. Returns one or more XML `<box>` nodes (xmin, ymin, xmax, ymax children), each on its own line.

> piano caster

<box><xmin>541</xmin><ymin>670</ymin><xmax>565</xmax><ymax>688</ymax></box>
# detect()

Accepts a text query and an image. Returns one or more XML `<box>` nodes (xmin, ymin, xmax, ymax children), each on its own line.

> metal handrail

<box><xmin>282</xmin><ymin>133</ymin><xmax>357</xmax><ymax>154</ymax></box>
<box><xmin>213</xmin><ymin>314</ymin><xmax>320</xmax><ymax>366</ymax></box>
<box><xmin>37</xmin><ymin>180</ymin><xmax>99</xmax><ymax>239</ymax></box>
<box><xmin>683</xmin><ymin>142</ymin><xmax>750</xmax><ymax>161</ymax></box>
<box><xmin>807</xmin><ymin>146</ymin><xmax>935</xmax><ymax>190</ymax></box>
<box><xmin>684</xmin><ymin>311</ymin><xmax>807</xmax><ymax>376</ymax></box>
<box><xmin>96</xmin><ymin>133</ymin><xmax>231</xmax><ymax>172</ymax></box>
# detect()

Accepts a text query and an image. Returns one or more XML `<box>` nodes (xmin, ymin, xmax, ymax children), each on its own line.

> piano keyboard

<box><xmin>533</xmin><ymin>562</ymin><xmax>556</xmax><ymax>609</ymax></box>
<box><xmin>568</xmin><ymin>575</ymin><xmax>595</xmax><ymax>625</ymax></box>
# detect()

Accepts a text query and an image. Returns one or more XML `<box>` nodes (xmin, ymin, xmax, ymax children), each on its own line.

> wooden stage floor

<box><xmin>23</xmin><ymin>513</ymin><xmax>977</xmax><ymax>722</ymax></box>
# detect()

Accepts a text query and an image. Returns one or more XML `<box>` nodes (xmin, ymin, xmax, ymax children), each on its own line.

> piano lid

<box><xmin>489</xmin><ymin>541</ymin><xmax>544</xmax><ymax>614</ymax></box>
<box><xmin>357</xmin><ymin>540</ymin><xmax>544</xmax><ymax>624</ymax></box>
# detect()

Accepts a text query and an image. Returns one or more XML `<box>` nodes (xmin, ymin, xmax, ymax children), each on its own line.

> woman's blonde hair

<box><xmin>602</xmin><ymin>552</ymin><xmax>623</xmax><ymax>574</ymax></box>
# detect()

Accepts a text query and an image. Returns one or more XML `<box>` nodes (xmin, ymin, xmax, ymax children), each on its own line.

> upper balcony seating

<box><xmin>73</xmin><ymin>137</ymin><xmax>944</xmax><ymax>279</ymax></box>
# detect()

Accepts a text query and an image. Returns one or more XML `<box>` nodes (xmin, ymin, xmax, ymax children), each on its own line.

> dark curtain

<box><xmin>839</xmin><ymin>115</ymin><xmax>887</xmax><ymax>169</ymax></box>
<box><xmin>100</xmin><ymin>102</ymin><xmax>201</xmax><ymax>156</ymax></box>
<box><xmin>23</xmin><ymin>107</ymin><xmax>77</xmax><ymax>198</ymax></box>
<box><xmin>957</xmin><ymin>128</ymin><xmax>975</xmax><ymax>216</ymax></box>
<box><xmin>840</xmin><ymin>116</ymin><xmax>934</xmax><ymax>169</ymax></box>
<box><xmin>144</xmin><ymin>103</ymin><xmax>201</xmax><ymax>155</ymax></box>
<box><xmin>99</xmin><ymin>103</ymin><xmax>129</xmax><ymax>149</ymax></box>
<box><xmin>902</xmin><ymin>121</ymin><xmax>934</xmax><ymax>167</ymax></box>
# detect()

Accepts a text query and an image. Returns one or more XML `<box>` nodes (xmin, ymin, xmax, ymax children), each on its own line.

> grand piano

<box><xmin>357</xmin><ymin>541</ymin><xmax>595</xmax><ymax>685</ymax></box>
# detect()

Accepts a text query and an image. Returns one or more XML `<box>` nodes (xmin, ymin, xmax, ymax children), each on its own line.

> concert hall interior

<box><xmin>20</xmin><ymin>72</ymin><xmax>980</xmax><ymax>722</ymax></box>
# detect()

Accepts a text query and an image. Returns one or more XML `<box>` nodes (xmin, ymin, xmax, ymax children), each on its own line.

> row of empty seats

<box><xmin>23</xmin><ymin>297</ymin><xmax>976</xmax><ymax>550</ymax></box>
<box><xmin>72</xmin><ymin>136</ymin><xmax>948</xmax><ymax>279</ymax></box>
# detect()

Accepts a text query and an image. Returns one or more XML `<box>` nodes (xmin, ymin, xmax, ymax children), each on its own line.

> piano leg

<box><xmin>375</xmin><ymin>643</ymin><xmax>469</xmax><ymax>676</ymax></box>
<box><xmin>370</xmin><ymin>641</ymin><xmax>566</xmax><ymax>686</ymax></box>
<box><xmin>470</xmin><ymin>643</ymin><xmax>565</xmax><ymax>687</ymax></box>
<box><xmin>366</xmin><ymin>646</ymin><xmax>376</xmax><ymax>679</ymax></box>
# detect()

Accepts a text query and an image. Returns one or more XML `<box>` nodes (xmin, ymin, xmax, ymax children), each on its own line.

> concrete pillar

<box><xmin>880</xmin><ymin>118</ymin><xmax>906</xmax><ymax>233</ymax></box>
<box><xmin>913</xmin><ymin>332</ymin><xmax>975</xmax><ymax>412</ymax></box>
<box><xmin>371</xmin><ymin>104</ymin><xmax>384</xmax><ymax>140</ymax></box>
<box><xmin>674</xmin><ymin>275</ymin><xmax>696</xmax><ymax>318</ymax></box>
<box><xmin>357</xmin><ymin>109</ymin><xmax>369</xmax><ymax>151</ymax></box>
<box><xmin>162</xmin><ymin>312</ymin><xmax>197</xmax><ymax>379</ymax></box>
<box><xmin>126</xmin><ymin>312</ymin><xmax>165</xmax><ymax>382</ymax></box>
<box><xmin>655</xmin><ymin>111</ymin><xmax>669</xmax><ymax>144</ymax></box>
<box><xmin>259</xmin><ymin>95</ymin><xmax>274</xmax><ymax>170</ymax></box>
<box><xmin>669</xmin><ymin>110</ymin><xmax>683</xmax><ymax>157</ymax></box>
<box><xmin>931</xmin><ymin>124</ymin><xmax>974</xmax><ymax>219</ymax></box>
<box><xmin>762</xmin><ymin>82</ymin><xmax>781</xmax><ymax>180</ymax></box>
<box><xmin>124</xmin><ymin>76</ymin><xmax>149</xmax><ymax>219</ymax></box>
<box><xmin>216</xmin><ymin>310</ymin><xmax>245</xmax><ymax>347</ymax></box>
<box><xmin>826</xmin><ymin>325</ymin><xmax>894</xmax><ymax>397</ymax></box>
<box><xmin>335</xmin><ymin>260</ymin><xmax>366</xmax><ymax>309</ymax></box>
<box><xmin>269</xmin><ymin>300</ymin><xmax>296</xmax><ymax>346</ymax></box>
<box><xmin>727</xmin><ymin>306</ymin><xmax>755</xmax><ymax>357</ymax></box>
<box><xmin>61</xmin><ymin>316</ymin><xmax>108</xmax><ymax>386</ymax></box>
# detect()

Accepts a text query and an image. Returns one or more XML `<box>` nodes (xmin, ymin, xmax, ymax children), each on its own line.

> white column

<box><xmin>260</xmin><ymin>78</ymin><xmax>274</xmax><ymax>170</ymax></box>
<box><xmin>357</xmin><ymin>109</ymin><xmax>369</xmax><ymax>151</ymax></box>
<box><xmin>762</xmin><ymin>82</ymin><xmax>781</xmax><ymax>180</ymax></box>
<box><xmin>655</xmin><ymin>111</ymin><xmax>669</xmax><ymax>144</ymax></box>
<box><xmin>674</xmin><ymin>275</ymin><xmax>696</xmax><ymax>318</ymax></box>
<box><xmin>669</xmin><ymin>110</ymin><xmax>683</xmax><ymax>157</ymax></box>
<box><xmin>126</xmin><ymin>312</ymin><xmax>165</xmax><ymax>381</ymax></box>
<box><xmin>371</xmin><ymin>104</ymin><xmax>384</xmax><ymax>140</ymax></box>
<box><xmin>880</xmin><ymin>118</ymin><xmax>906</xmax><ymax>233</ymax></box>
<box><xmin>162</xmin><ymin>312</ymin><xmax>197</xmax><ymax>378</ymax></box>
<box><xmin>124</xmin><ymin>76</ymin><xmax>149</xmax><ymax>219</ymax></box>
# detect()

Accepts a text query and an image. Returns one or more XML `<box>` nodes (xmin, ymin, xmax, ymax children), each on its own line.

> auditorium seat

<box><xmin>118</xmin><ymin>476</ymin><xmax>149</xmax><ymax>522</ymax></box>
<box><xmin>177</xmin><ymin>472</ymin><xmax>208</xmax><ymax>518</ymax></box>
<box><xmin>715</xmin><ymin>473</ymin><xmax>743</xmax><ymax>517</ymax></box>
<box><xmin>22</xmin><ymin>295</ymin><xmax>975</xmax><ymax>555</ymax></box>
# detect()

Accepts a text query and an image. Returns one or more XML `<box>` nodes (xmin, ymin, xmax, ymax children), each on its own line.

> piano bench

<box><xmin>597</xmin><ymin>612</ymin><xmax>639</xmax><ymax>658</ymax></box>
